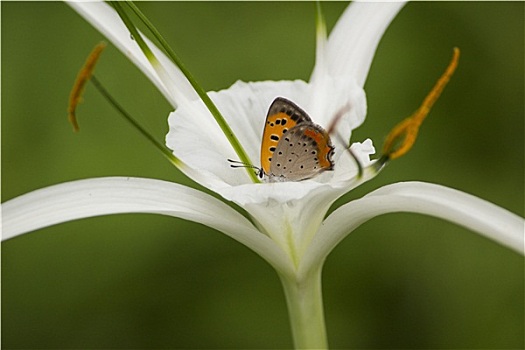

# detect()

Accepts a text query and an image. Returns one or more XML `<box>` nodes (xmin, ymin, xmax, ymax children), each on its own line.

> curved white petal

<box><xmin>67</xmin><ymin>0</ymin><xmax>198</xmax><ymax>107</ymax></box>
<box><xmin>166</xmin><ymin>80</ymin><xmax>367</xmax><ymax>201</ymax></box>
<box><xmin>300</xmin><ymin>181</ymin><xmax>524</xmax><ymax>277</ymax></box>
<box><xmin>311</xmin><ymin>1</ymin><xmax>406</xmax><ymax>88</ymax></box>
<box><xmin>2</xmin><ymin>177</ymin><xmax>293</xmax><ymax>276</ymax></box>
<box><xmin>165</xmin><ymin>79</ymin><xmax>375</xmax><ymax>253</ymax></box>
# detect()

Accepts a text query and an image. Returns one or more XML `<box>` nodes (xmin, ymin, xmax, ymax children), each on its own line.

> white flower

<box><xmin>3</xmin><ymin>1</ymin><xmax>523</xmax><ymax>348</ymax></box>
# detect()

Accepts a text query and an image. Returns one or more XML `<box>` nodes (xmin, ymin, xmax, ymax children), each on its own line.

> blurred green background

<box><xmin>2</xmin><ymin>2</ymin><xmax>523</xmax><ymax>349</ymax></box>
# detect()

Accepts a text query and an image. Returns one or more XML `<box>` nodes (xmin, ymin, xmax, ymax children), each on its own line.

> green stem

<box><xmin>115</xmin><ymin>1</ymin><xmax>260</xmax><ymax>183</ymax></box>
<box><xmin>90</xmin><ymin>75</ymin><xmax>181</xmax><ymax>166</ymax></box>
<box><xmin>280</xmin><ymin>268</ymin><xmax>328</xmax><ymax>349</ymax></box>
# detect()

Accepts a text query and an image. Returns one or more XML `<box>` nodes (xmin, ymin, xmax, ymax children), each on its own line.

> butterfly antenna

<box><xmin>227</xmin><ymin>159</ymin><xmax>264</xmax><ymax>179</ymax></box>
<box><xmin>227</xmin><ymin>159</ymin><xmax>252</xmax><ymax>167</ymax></box>
<box><xmin>227</xmin><ymin>159</ymin><xmax>259</xmax><ymax>169</ymax></box>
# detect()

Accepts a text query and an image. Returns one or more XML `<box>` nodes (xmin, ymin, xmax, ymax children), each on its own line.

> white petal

<box><xmin>166</xmin><ymin>79</ymin><xmax>367</xmax><ymax>195</ymax></box>
<box><xmin>2</xmin><ymin>177</ymin><xmax>293</xmax><ymax>275</ymax></box>
<box><xmin>307</xmin><ymin>76</ymin><xmax>367</xmax><ymax>136</ymax></box>
<box><xmin>330</xmin><ymin>138</ymin><xmax>376</xmax><ymax>184</ymax></box>
<box><xmin>166</xmin><ymin>79</ymin><xmax>374</xmax><ymax>252</ymax></box>
<box><xmin>240</xmin><ymin>183</ymin><xmax>339</xmax><ymax>255</ymax></box>
<box><xmin>167</xmin><ymin>80</ymin><xmax>308</xmax><ymax>188</ymax></box>
<box><xmin>311</xmin><ymin>1</ymin><xmax>406</xmax><ymax>88</ymax></box>
<box><xmin>300</xmin><ymin>181</ymin><xmax>524</xmax><ymax>278</ymax></box>
<box><xmin>67</xmin><ymin>0</ymin><xmax>198</xmax><ymax>107</ymax></box>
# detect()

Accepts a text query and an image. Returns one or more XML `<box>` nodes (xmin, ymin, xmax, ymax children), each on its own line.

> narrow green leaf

<box><xmin>90</xmin><ymin>75</ymin><xmax>182</xmax><ymax>167</ymax></box>
<box><xmin>114</xmin><ymin>1</ymin><xmax>260</xmax><ymax>183</ymax></box>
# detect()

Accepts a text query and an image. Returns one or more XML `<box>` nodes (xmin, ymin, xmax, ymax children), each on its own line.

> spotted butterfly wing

<box><xmin>261</xmin><ymin>97</ymin><xmax>334</xmax><ymax>181</ymax></box>
<box><xmin>260</xmin><ymin>97</ymin><xmax>312</xmax><ymax>175</ymax></box>
<box><xmin>270</xmin><ymin>124</ymin><xmax>334</xmax><ymax>181</ymax></box>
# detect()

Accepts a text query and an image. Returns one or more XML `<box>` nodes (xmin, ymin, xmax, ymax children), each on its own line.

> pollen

<box><xmin>68</xmin><ymin>42</ymin><xmax>106</xmax><ymax>132</ymax></box>
<box><xmin>383</xmin><ymin>47</ymin><xmax>460</xmax><ymax>160</ymax></box>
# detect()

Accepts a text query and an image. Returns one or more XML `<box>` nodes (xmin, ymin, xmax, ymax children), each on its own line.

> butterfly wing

<box><xmin>260</xmin><ymin>98</ymin><xmax>312</xmax><ymax>174</ymax></box>
<box><xmin>269</xmin><ymin>124</ymin><xmax>334</xmax><ymax>181</ymax></box>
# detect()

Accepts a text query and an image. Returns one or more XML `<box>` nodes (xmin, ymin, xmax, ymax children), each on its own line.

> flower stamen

<box><xmin>67</xmin><ymin>42</ymin><xmax>181</xmax><ymax>166</ymax></box>
<box><xmin>68</xmin><ymin>42</ymin><xmax>106</xmax><ymax>132</ymax></box>
<box><xmin>382</xmin><ymin>47</ymin><xmax>460</xmax><ymax>160</ymax></box>
<box><xmin>326</xmin><ymin>104</ymin><xmax>364</xmax><ymax>178</ymax></box>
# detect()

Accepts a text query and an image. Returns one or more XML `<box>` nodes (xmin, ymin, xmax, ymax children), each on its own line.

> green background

<box><xmin>2</xmin><ymin>1</ymin><xmax>523</xmax><ymax>348</ymax></box>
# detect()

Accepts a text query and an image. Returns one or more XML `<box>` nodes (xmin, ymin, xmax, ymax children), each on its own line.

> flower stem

<box><xmin>280</xmin><ymin>268</ymin><xmax>328</xmax><ymax>349</ymax></box>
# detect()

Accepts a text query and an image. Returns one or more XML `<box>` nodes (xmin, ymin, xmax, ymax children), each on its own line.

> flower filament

<box><xmin>382</xmin><ymin>48</ymin><xmax>460</xmax><ymax>160</ymax></box>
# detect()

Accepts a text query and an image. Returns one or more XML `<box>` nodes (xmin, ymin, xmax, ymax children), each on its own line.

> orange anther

<box><xmin>383</xmin><ymin>47</ymin><xmax>460</xmax><ymax>159</ymax></box>
<box><xmin>68</xmin><ymin>42</ymin><xmax>106</xmax><ymax>132</ymax></box>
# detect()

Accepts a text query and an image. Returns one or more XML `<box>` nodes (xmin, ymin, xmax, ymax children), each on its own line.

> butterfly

<box><xmin>256</xmin><ymin>97</ymin><xmax>335</xmax><ymax>182</ymax></box>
